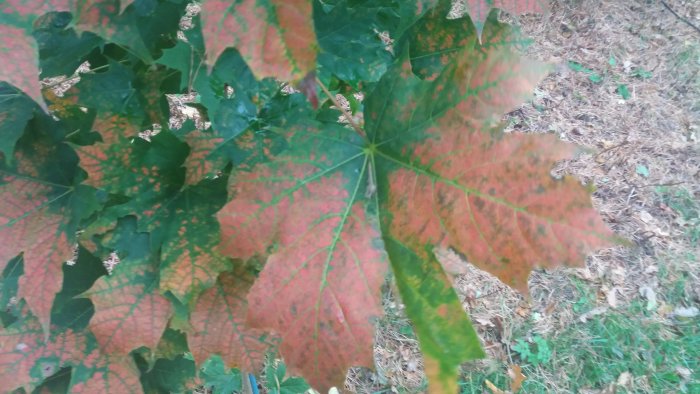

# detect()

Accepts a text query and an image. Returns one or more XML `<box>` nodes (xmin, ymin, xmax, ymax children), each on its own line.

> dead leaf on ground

<box><xmin>508</xmin><ymin>364</ymin><xmax>526</xmax><ymax>393</ymax></box>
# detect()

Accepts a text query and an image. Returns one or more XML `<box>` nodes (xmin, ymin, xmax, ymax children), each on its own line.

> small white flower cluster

<box><xmin>102</xmin><ymin>251</ymin><xmax>121</xmax><ymax>275</ymax></box>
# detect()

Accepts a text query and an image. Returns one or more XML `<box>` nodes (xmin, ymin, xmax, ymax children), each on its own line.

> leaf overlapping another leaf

<box><xmin>216</xmin><ymin>13</ymin><xmax>616</xmax><ymax>392</ymax></box>
<box><xmin>189</xmin><ymin>270</ymin><xmax>275</xmax><ymax>373</ymax></box>
<box><xmin>201</xmin><ymin>0</ymin><xmax>317</xmax><ymax>81</ymax></box>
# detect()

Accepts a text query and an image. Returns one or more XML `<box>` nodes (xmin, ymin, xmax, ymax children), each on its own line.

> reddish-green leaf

<box><xmin>181</xmin><ymin>130</ymin><xmax>226</xmax><ymax>186</ymax></box>
<box><xmin>201</xmin><ymin>0</ymin><xmax>317</xmax><ymax>81</ymax></box>
<box><xmin>0</xmin><ymin>174</ymin><xmax>73</xmax><ymax>336</ymax></box>
<box><xmin>188</xmin><ymin>270</ymin><xmax>275</xmax><ymax>373</ymax></box>
<box><xmin>73</xmin><ymin>113</ymin><xmax>188</xmax><ymax>221</ymax></box>
<box><xmin>0</xmin><ymin>312</ymin><xmax>84</xmax><ymax>391</ymax></box>
<box><xmin>147</xmin><ymin>178</ymin><xmax>232</xmax><ymax>305</ymax></box>
<box><xmin>217</xmin><ymin>14</ymin><xmax>616</xmax><ymax>391</ymax></box>
<box><xmin>217</xmin><ymin>124</ymin><xmax>388</xmax><ymax>391</ymax></box>
<box><xmin>82</xmin><ymin>218</ymin><xmax>172</xmax><ymax>355</ymax></box>
<box><xmin>0</xmin><ymin>25</ymin><xmax>47</xmax><ymax>111</ymax></box>
<box><xmin>70</xmin><ymin>351</ymin><xmax>142</xmax><ymax>393</ymax></box>
<box><xmin>464</xmin><ymin>0</ymin><xmax>547</xmax><ymax>34</ymax></box>
<box><xmin>69</xmin><ymin>0</ymin><xmax>153</xmax><ymax>62</ymax></box>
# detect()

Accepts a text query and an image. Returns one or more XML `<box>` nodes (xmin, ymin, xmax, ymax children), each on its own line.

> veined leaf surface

<box><xmin>201</xmin><ymin>0</ymin><xmax>317</xmax><ymax>81</ymax></box>
<box><xmin>0</xmin><ymin>171</ymin><xmax>73</xmax><ymax>336</ymax></box>
<box><xmin>188</xmin><ymin>270</ymin><xmax>275</xmax><ymax>373</ymax></box>
<box><xmin>81</xmin><ymin>218</ymin><xmax>172</xmax><ymax>355</ymax></box>
<box><xmin>217</xmin><ymin>15</ymin><xmax>615</xmax><ymax>392</ymax></box>
<box><xmin>0</xmin><ymin>312</ymin><xmax>84</xmax><ymax>391</ymax></box>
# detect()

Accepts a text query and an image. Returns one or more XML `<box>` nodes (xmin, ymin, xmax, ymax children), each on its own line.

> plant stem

<box><xmin>315</xmin><ymin>76</ymin><xmax>365</xmax><ymax>137</ymax></box>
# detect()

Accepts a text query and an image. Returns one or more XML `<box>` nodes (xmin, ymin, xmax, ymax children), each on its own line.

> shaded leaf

<box><xmin>201</xmin><ymin>0</ymin><xmax>317</xmax><ymax>81</ymax></box>
<box><xmin>188</xmin><ymin>270</ymin><xmax>275</xmax><ymax>373</ymax></box>
<box><xmin>315</xmin><ymin>0</ymin><xmax>398</xmax><ymax>83</ymax></box>
<box><xmin>33</xmin><ymin>12</ymin><xmax>102</xmax><ymax>78</ymax></box>
<box><xmin>144</xmin><ymin>177</ymin><xmax>231</xmax><ymax>305</ymax></box>
<box><xmin>82</xmin><ymin>217</ymin><xmax>172</xmax><ymax>355</ymax></box>
<box><xmin>70</xmin><ymin>0</ymin><xmax>153</xmax><ymax>63</ymax></box>
<box><xmin>181</xmin><ymin>130</ymin><xmax>226</xmax><ymax>186</ymax></box>
<box><xmin>0</xmin><ymin>84</ymin><xmax>35</xmax><ymax>165</ymax></box>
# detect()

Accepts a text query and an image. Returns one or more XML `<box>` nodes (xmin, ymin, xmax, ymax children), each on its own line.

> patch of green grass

<box><xmin>657</xmin><ymin>186</ymin><xmax>700</xmax><ymax>245</ymax></box>
<box><xmin>460</xmin><ymin>276</ymin><xmax>699</xmax><ymax>393</ymax></box>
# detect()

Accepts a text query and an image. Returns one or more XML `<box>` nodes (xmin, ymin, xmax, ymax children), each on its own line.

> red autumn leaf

<box><xmin>181</xmin><ymin>130</ymin><xmax>225</xmax><ymax>186</ymax></box>
<box><xmin>201</xmin><ymin>0</ymin><xmax>317</xmax><ymax>81</ymax></box>
<box><xmin>188</xmin><ymin>270</ymin><xmax>275</xmax><ymax>373</ymax></box>
<box><xmin>0</xmin><ymin>173</ymin><xmax>73</xmax><ymax>336</ymax></box>
<box><xmin>73</xmin><ymin>113</ymin><xmax>137</xmax><ymax>191</ymax></box>
<box><xmin>0</xmin><ymin>313</ymin><xmax>85</xmax><ymax>391</ymax></box>
<box><xmin>217</xmin><ymin>135</ymin><xmax>388</xmax><ymax>390</ymax></box>
<box><xmin>84</xmin><ymin>263</ymin><xmax>173</xmax><ymax>355</ymax></box>
<box><xmin>464</xmin><ymin>0</ymin><xmax>547</xmax><ymax>33</ymax></box>
<box><xmin>82</xmin><ymin>219</ymin><xmax>173</xmax><ymax>355</ymax></box>
<box><xmin>0</xmin><ymin>25</ymin><xmax>47</xmax><ymax>111</ymax></box>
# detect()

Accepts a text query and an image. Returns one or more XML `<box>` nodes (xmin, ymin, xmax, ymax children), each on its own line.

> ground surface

<box><xmin>346</xmin><ymin>1</ymin><xmax>700</xmax><ymax>393</ymax></box>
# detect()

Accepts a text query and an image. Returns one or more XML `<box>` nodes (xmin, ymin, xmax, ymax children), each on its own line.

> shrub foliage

<box><xmin>0</xmin><ymin>0</ymin><xmax>614</xmax><ymax>392</ymax></box>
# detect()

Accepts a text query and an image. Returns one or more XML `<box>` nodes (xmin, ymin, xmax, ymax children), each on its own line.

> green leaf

<box><xmin>142</xmin><ymin>177</ymin><xmax>232</xmax><ymax>305</ymax></box>
<box><xmin>617</xmin><ymin>83</ymin><xmax>630</xmax><ymax>100</ymax></box>
<box><xmin>315</xmin><ymin>0</ymin><xmax>397</xmax><ymax>83</ymax></box>
<box><xmin>0</xmin><ymin>83</ymin><xmax>35</xmax><ymax>165</ymax></box>
<box><xmin>217</xmin><ymin>15</ymin><xmax>616</xmax><ymax>392</ymax></box>
<box><xmin>200</xmin><ymin>355</ymin><xmax>242</xmax><ymax>394</ymax></box>
<box><xmin>33</xmin><ymin>12</ymin><xmax>102</xmax><ymax>78</ymax></box>
<box><xmin>266</xmin><ymin>361</ymin><xmax>310</xmax><ymax>394</ymax></box>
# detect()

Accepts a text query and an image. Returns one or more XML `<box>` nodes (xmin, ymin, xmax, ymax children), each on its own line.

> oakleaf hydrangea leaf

<box><xmin>189</xmin><ymin>270</ymin><xmax>276</xmax><ymax>373</ymax></box>
<box><xmin>217</xmin><ymin>14</ymin><xmax>616</xmax><ymax>392</ymax></box>
<box><xmin>201</xmin><ymin>0</ymin><xmax>317</xmax><ymax>81</ymax></box>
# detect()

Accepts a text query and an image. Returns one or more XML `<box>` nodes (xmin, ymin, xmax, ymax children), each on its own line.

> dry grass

<box><xmin>346</xmin><ymin>1</ymin><xmax>699</xmax><ymax>393</ymax></box>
